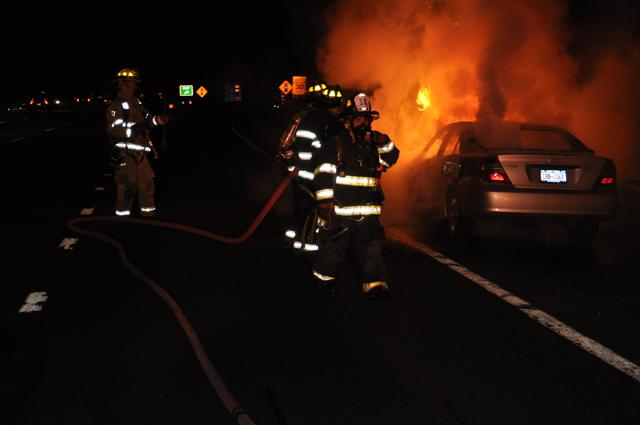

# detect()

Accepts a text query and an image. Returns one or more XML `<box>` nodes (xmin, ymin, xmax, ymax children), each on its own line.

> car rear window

<box><xmin>473</xmin><ymin>122</ymin><xmax>589</xmax><ymax>151</ymax></box>
<box><xmin>519</xmin><ymin>129</ymin><xmax>580</xmax><ymax>150</ymax></box>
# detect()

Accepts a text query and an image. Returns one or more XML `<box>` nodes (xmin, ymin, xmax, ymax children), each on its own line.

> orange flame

<box><xmin>416</xmin><ymin>86</ymin><xmax>432</xmax><ymax>111</ymax></box>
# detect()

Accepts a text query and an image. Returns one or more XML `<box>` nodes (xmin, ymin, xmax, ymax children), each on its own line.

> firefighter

<box><xmin>106</xmin><ymin>68</ymin><xmax>169</xmax><ymax>217</ymax></box>
<box><xmin>277</xmin><ymin>82</ymin><xmax>344</xmax><ymax>255</ymax></box>
<box><xmin>311</xmin><ymin>92</ymin><xmax>400</xmax><ymax>300</ymax></box>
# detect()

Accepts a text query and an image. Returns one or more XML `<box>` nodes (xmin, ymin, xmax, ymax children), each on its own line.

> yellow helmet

<box><xmin>304</xmin><ymin>80</ymin><xmax>327</xmax><ymax>103</ymax></box>
<box><xmin>319</xmin><ymin>84</ymin><xmax>344</xmax><ymax>108</ymax></box>
<box><xmin>115</xmin><ymin>68</ymin><xmax>140</xmax><ymax>81</ymax></box>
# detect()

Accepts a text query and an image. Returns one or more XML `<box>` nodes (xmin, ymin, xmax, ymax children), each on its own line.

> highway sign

<box><xmin>179</xmin><ymin>85</ymin><xmax>194</xmax><ymax>97</ymax></box>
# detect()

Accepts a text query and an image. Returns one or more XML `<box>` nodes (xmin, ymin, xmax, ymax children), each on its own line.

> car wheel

<box><xmin>445</xmin><ymin>192</ymin><xmax>473</xmax><ymax>239</ymax></box>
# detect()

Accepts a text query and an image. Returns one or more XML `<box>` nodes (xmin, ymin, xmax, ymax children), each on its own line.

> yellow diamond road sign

<box><xmin>196</xmin><ymin>86</ymin><xmax>208</xmax><ymax>98</ymax></box>
<box><xmin>279</xmin><ymin>80</ymin><xmax>292</xmax><ymax>95</ymax></box>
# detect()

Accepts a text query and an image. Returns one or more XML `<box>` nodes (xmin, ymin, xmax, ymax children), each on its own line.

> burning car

<box><xmin>407</xmin><ymin>121</ymin><xmax>618</xmax><ymax>241</ymax></box>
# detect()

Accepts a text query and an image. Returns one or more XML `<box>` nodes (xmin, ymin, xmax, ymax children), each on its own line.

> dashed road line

<box><xmin>18</xmin><ymin>291</ymin><xmax>48</xmax><ymax>313</ymax></box>
<box><xmin>44</xmin><ymin>127</ymin><xmax>55</xmax><ymax>132</ymax></box>
<box><xmin>10</xmin><ymin>136</ymin><xmax>25</xmax><ymax>142</ymax></box>
<box><xmin>58</xmin><ymin>238</ymin><xmax>79</xmax><ymax>250</ymax></box>
<box><xmin>389</xmin><ymin>230</ymin><xmax>640</xmax><ymax>384</ymax></box>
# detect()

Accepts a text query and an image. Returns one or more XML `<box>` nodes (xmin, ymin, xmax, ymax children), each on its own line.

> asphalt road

<box><xmin>1</xmin><ymin>104</ymin><xmax>640</xmax><ymax>425</ymax></box>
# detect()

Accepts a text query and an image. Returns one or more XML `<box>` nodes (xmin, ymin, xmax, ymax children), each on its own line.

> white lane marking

<box><xmin>19</xmin><ymin>291</ymin><xmax>48</xmax><ymax>313</ymax></box>
<box><xmin>80</xmin><ymin>207</ymin><xmax>95</xmax><ymax>216</ymax></box>
<box><xmin>103</xmin><ymin>173</ymin><xmax>113</xmax><ymax>177</ymax></box>
<box><xmin>389</xmin><ymin>230</ymin><xmax>640</xmax><ymax>384</ymax></box>
<box><xmin>94</xmin><ymin>187</ymin><xmax>105</xmax><ymax>191</ymax></box>
<box><xmin>66</xmin><ymin>122</ymin><xmax>72</xmax><ymax>125</ymax></box>
<box><xmin>58</xmin><ymin>238</ymin><xmax>79</xmax><ymax>250</ymax></box>
<box><xmin>0</xmin><ymin>121</ymin><xmax>6</xmax><ymax>124</ymax></box>
<box><xmin>44</xmin><ymin>127</ymin><xmax>55</xmax><ymax>132</ymax></box>
<box><xmin>10</xmin><ymin>136</ymin><xmax>25</xmax><ymax>142</ymax></box>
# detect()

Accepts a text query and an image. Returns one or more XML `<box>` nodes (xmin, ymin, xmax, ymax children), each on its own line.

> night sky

<box><xmin>1</xmin><ymin>0</ymin><xmax>638</xmax><ymax>104</ymax></box>
<box><xmin>1</xmin><ymin>0</ymin><xmax>330</xmax><ymax>103</ymax></box>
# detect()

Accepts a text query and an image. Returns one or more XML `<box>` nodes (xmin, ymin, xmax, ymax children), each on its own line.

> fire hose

<box><xmin>65</xmin><ymin>169</ymin><xmax>297</xmax><ymax>425</ymax></box>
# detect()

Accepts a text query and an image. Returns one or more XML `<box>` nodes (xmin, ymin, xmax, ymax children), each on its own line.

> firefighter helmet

<box><xmin>319</xmin><ymin>84</ymin><xmax>344</xmax><ymax>108</ymax></box>
<box><xmin>304</xmin><ymin>80</ymin><xmax>327</xmax><ymax>103</ymax></box>
<box><xmin>115</xmin><ymin>68</ymin><xmax>140</xmax><ymax>82</ymax></box>
<box><xmin>341</xmin><ymin>92</ymin><xmax>380</xmax><ymax>120</ymax></box>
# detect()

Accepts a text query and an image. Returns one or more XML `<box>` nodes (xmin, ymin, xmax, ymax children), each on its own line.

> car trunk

<box><xmin>495</xmin><ymin>152</ymin><xmax>607</xmax><ymax>191</ymax></box>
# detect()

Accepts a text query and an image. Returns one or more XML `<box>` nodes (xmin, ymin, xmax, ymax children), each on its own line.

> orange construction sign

<box><xmin>196</xmin><ymin>86</ymin><xmax>208</xmax><ymax>98</ymax></box>
<box><xmin>279</xmin><ymin>80</ymin><xmax>292</xmax><ymax>95</ymax></box>
<box><xmin>292</xmin><ymin>76</ymin><xmax>307</xmax><ymax>96</ymax></box>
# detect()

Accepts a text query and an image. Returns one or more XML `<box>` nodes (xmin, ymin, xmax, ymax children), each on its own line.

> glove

<box><xmin>155</xmin><ymin>114</ymin><xmax>170</xmax><ymax>125</ymax></box>
<box><xmin>108</xmin><ymin>145</ymin><xmax>124</xmax><ymax>168</ymax></box>
<box><xmin>317</xmin><ymin>202</ymin><xmax>333</xmax><ymax>230</ymax></box>
<box><xmin>131</xmin><ymin>123</ymin><xmax>149</xmax><ymax>137</ymax></box>
<box><xmin>276</xmin><ymin>149</ymin><xmax>295</xmax><ymax>162</ymax></box>
<box><xmin>371</xmin><ymin>131</ymin><xmax>390</xmax><ymax>146</ymax></box>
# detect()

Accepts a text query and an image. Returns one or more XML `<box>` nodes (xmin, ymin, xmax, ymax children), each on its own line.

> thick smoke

<box><xmin>316</xmin><ymin>0</ymin><xmax>640</xmax><ymax>227</ymax></box>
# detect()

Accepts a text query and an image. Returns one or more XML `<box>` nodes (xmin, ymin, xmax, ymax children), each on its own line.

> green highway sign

<box><xmin>179</xmin><ymin>85</ymin><xmax>194</xmax><ymax>97</ymax></box>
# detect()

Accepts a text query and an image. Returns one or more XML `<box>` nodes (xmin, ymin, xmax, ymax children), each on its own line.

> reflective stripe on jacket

<box><xmin>106</xmin><ymin>98</ymin><xmax>158</xmax><ymax>151</ymax></box>
<box><xmin>312</xmin><ymin>129</ymin><xmax>399</xmax><ymax>215</ymax></box>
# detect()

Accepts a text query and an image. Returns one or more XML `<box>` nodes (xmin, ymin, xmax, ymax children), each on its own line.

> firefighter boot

<box><xmin>313</xmin><ymin>271</ymin><xmax>338</xmax><ymax>294</ymax></box>
<box><xmin>364</xmin><ymin>282</ymin><xmax>391</xmax><ymax>301</ymax></box>
<box><xmin>318</xmin><ymin>279</ymin><xmax>338</xmax><ymax>294</ymax></box>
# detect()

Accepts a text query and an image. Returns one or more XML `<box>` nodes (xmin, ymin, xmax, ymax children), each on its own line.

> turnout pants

<box><xmin>312</xmin><ymin>215</ymin><xmax>386</xmax><ymax>286</ymax></box>
<box><xmin>285</xmin><ymin>180</ymin><xmax>318</xmax><ymax>249</ymax></box>
<box><xmin>114</xmin><ymin>152</ymin><xmax>155</xmax><ymax>216</ymax></box>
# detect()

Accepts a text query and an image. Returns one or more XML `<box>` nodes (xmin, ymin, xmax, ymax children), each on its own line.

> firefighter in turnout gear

<box><xmin>311</xmin><ymin>92</ymin><xmax>399</xmax><ymax>300</ymax></box>
<box><xmin>277</xmin><ymin>83</ymin><xmax>344</xmax><ymax>254</ymax></box>
<box><xmin>106</xmin><ymin>68</ymin><xmax>169</xmax><ymax>217</ymax></box>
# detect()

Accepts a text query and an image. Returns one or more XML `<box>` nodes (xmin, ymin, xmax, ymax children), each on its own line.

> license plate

<box><xmin>540</xmin><ymin>169</ymin><xmax>567</xmax><ymax>183</ymax></box>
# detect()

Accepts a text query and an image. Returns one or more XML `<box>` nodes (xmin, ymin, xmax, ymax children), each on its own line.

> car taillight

<box><xmin>480</xmin><ymin>157</ymin><xmax>510</xmax><ymax>184</ymax></box>
<box><xmin>597</xmin><ymin>159</ymin><xmax>616</xmax><ymax>186</ymax></box>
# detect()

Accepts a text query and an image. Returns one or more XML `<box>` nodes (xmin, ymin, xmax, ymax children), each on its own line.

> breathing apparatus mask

<box><xmin>352</xmin><ymin>119</ymin><xmax>371</xmax><ymax>140</ymax></box>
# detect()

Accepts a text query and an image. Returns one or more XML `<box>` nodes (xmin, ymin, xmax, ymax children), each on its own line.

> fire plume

<box><xmin>316</xmin><ymin>0</ymin><xmax>640</xmax><ymax>226</ymax></box>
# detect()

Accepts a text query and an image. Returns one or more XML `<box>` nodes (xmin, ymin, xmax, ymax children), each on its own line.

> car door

<box><xmin>431</xmin><ymin>126</ymin><xmax>462</xmax><ymax>216</ymax></box>
<box><xmin>410</xmin><ymin>126</ymin><xmax>451</xmax><ymax>215</ymax></box>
